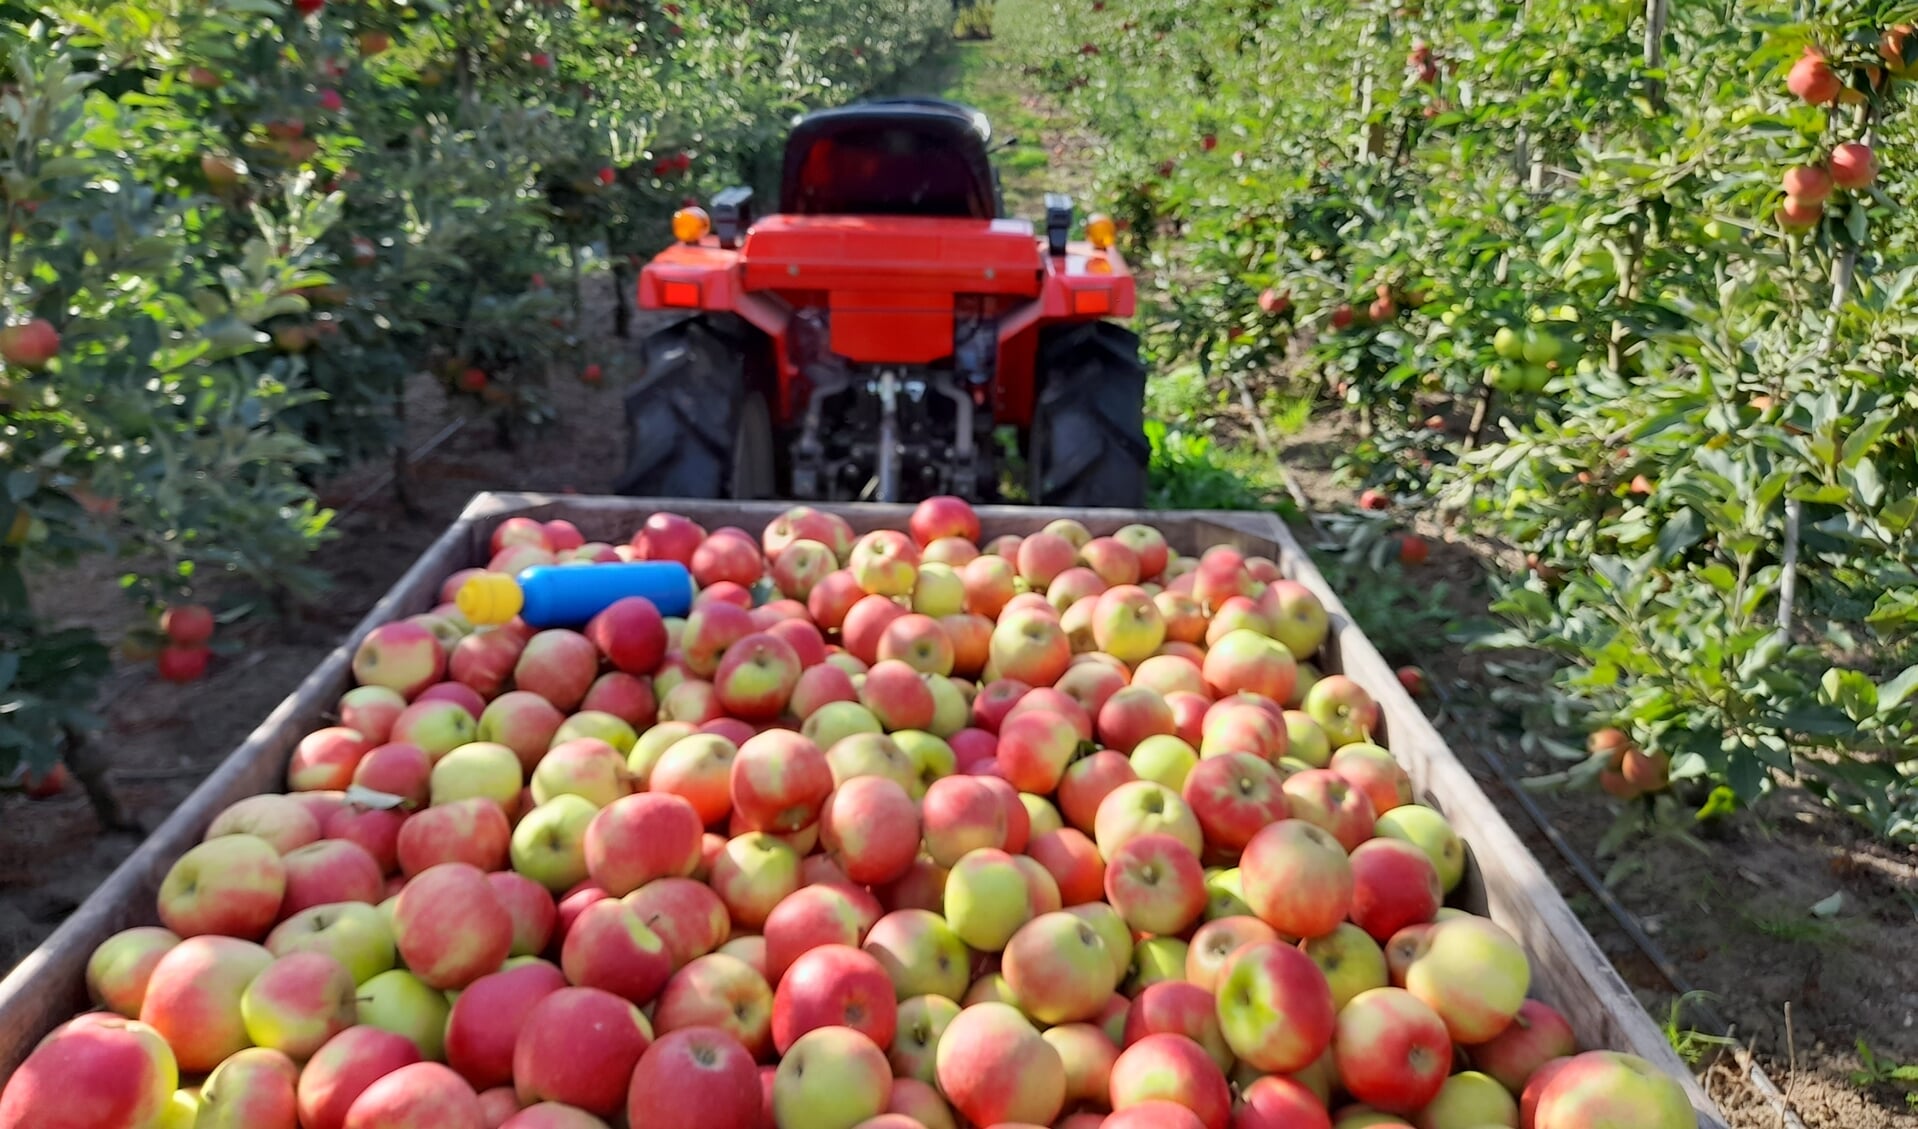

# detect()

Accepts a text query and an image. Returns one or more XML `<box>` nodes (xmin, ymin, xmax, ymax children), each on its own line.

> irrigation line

<box><xmin>1428</xmin><ymin>684</ymin><xmax>1807</xmax><ymax>1128</ymax></box>
<box><xmin>334</xmin><ymin>418</ymin><xmax>469</xmax><ymax>520</ymax></box>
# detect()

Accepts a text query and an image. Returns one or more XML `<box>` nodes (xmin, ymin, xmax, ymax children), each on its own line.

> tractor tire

<box><xmin>614</xmin><ymin>316</ymin><xmax>776</xmax><ymax>498</ymax></box>
<box><xmin>1028</xmin><ymin>322</ymin><xmax>1149</xmax><ymax>509</ymax></box>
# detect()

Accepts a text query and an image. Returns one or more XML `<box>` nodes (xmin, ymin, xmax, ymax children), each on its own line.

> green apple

<box><xmin>1124</xmin><ymin>935</ymin><xmax>1189</xmax><ymax>995</ymax></box>
<box><xmin>912</xmin><ymin>562</ymin><xmax>967</xmax><ymax>618</ymax></box>
<box><xmin>510</xmin><ymin>794</ymin><xmax>598</xmax><ymax>891</ymax></box>
<box><xmin>428</xmin><ymin>742</ymin><xmax>521</xmax><ymax>809</ymax></box>
<box><xmin>265</xmin><ymin>902</ymin><xmax>396</xmax><ymax>985</ymax></box>
<box><xmin>1128</xmin><ymin>735</ymin><xmax>1197</xmax><ymax>791</ymax></box>
<box><xmin>1373</xmin><ymin>805</ymin><xmax>1466</xmax><ymax>893</ymax></box>
<box><xmin>355</xmin><ymin>969</ymin><xmax>450</xmax><ymax>1060</ymax></box>
<box><xmin>893</xmin><ymin>729</ymin><xmax>956</xmax><ymax>797</ymax></box>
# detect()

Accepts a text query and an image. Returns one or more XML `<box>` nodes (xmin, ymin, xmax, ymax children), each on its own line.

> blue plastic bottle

<box><xmin>514</xmin><ymin>562</ymin><xmax>697</xmax><ymax>627</ymax></box>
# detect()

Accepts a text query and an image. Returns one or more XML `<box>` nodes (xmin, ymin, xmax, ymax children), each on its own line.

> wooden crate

<box><xmin>0</xmin><ymin>492</ymin><xmax>1728</xmax><ymax>1127</ymax></box>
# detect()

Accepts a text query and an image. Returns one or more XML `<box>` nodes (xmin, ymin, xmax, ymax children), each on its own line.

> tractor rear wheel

<box><xmin>614</xmin><ymin>316</ymin><xmax>775</xmax><ymax>498</ymax></box>
<box><xmin>1028</xmin><ymin>322</ymin><xmax>1149</xmax><ymax>509</ymax></box>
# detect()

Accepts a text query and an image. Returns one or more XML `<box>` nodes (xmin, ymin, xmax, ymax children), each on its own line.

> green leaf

<box><xmin>1653</xmin><ymin>508</ymin><xmax>1704</xmax><ymax>562</ymax></box>
<box><xmin>1878</xmin><ymin>666</ymin><xmax>1918</xmax><ymax>715</ymax></box>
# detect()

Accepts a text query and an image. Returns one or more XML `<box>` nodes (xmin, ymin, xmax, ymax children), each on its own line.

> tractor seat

<box><xmin>780</xmin><ymin>99</ymin><xmax>1000</xmax><ymax>220</ymax></box>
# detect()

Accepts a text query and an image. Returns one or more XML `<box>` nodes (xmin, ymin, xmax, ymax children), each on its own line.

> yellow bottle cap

<box><xmin>457</xmin><ymin>572</ymin><xmax>524</xmax><ymax>627</ymax></box>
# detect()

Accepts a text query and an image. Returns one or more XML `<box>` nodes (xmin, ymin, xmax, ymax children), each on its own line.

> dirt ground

<box><xmin>4</xmin><ymin>31</ymin><xmax>1915</xmax><ymax>1129</ymax></box>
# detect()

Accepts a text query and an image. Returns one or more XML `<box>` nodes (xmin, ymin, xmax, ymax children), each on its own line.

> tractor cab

<box><xmin>619</xmin><ymin>97</ymin><xmax>1147</xmax><ymax>508</ymax></box>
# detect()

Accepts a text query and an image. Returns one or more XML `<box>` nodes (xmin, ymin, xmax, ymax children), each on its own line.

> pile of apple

<box><xmin>0</xmin><ymin>499</ymin><xmax>1697</xmax><ymax>1129</ymax></box>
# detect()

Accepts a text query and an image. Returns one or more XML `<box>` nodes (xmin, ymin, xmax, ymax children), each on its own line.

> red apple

<box><xmin>1182</xmin><ymin>752</ymin><xmax>1289</xmax><ymax>853</ymax></box>
<box><xmin>1332</xmin><ymin>987</ymin><xmax>1452</xmax><ymax>1114</ymax></box>
<box><xmin>296</xmin><ymin>1027</ymin><xmax>422</xmax><ymax>1129</ymax></box>
<box><xmin>652</xmin><ymin>952</ymin><xmax>774</xmax><ymax>1057</ymax></box>
<box><xmin>1109</xmin><ymin>1032</ymin><xmax>1232</xmax><ymax>1129</ymax></box>
<box><xmin>445</xmin><ymin>961</ymin><xmax>567</xmax><ymax>1090</ymax></box>
<box><xmin>585</xmin><ymin>596</ymin><xmax>668</xmax><ymax>675</ymax></box>
<box><xmin>1346</xmin><ymin>838</ymin><xmax>1441</xmax><ymax>942</ymax></box>
<box><xmin>1215</xmin><ymin>940</ymin><xmax>1336</xmax><ymax>1074</ymax></box>
<box><xmin>1282</xmin><ymin>769</ymin><xmax>1377</xmax><ymax>852</ymax></box>
<box><xmin>1240</xmin><ymin>820</ymin><xmax>1354</xmax><ymax>940</ymax></box>
<box><xmin>627</xmin><ymin>1026</ymin><xmax>761</xmax><ymax>1128</ymax></box>
<box><xmin>1466</xmin><ymin>998</ymin><xmax>1577</xmax><ymax>1094</ymax></box>
<box><xmin>771</xmin><ymin>943</ymin><xmax>898</xmax><ymax>1053</ymax></box>
<box><xmin>1104</xmin><ymin>833</ymin><xmax>1207</xmax><ymax>936</ymax></box>
<box><xmin>936</xmin><ymin>1001</ymin><xmax>1067</xmax><ymax>1127</ymax></box>
<box><xmin>821</xmin><ymin>775</ymin><xmax>920</xmax><ymax>886</ymax></box>
<box><xmin>513</xmin><ymin>987</ymin><xmax>652</xmax><ymax>1115</ymax></box>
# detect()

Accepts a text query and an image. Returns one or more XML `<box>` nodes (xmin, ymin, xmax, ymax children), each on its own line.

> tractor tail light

<box><xmin>1072</xmin><ymin>287</ymin><xmax>1112</xmax><ymax>316</ymax></box>
<box><xmin>1085</xmin><ymin>213</ymin><xmax>1117</xmax><ymax>249</ymax></box>
<box><xmin>672</xmin><ymin>206</ymin><xmax>711</xmax><ymax>244</ymax></box>
<box><xmin>661</xmin><ymin>280</ymin><xmax>702</xmax><ymax>308</ymax></box>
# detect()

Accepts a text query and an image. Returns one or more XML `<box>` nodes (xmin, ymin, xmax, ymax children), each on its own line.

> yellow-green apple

<box><xmin>267</xmin><ymin>901</ymin><xmax>394</xmax><ymax>984</ymax></box>
<box><xmin>192</xmin><ymin>1045</ymin><xmax>301</xmax><ymax>1128</ymax></box>
<box><xmin>859</xmin><ymin>660</ymin><xmax>937</xmax><ymax>731</ymax></box>
<box><xmin>1026</xmin><ymin>827</ymin><xmax>1104</xmax><ymax>906</ymax></box>
<box><xmin>86</xmin><ymin>926</ymin><xmax>180</xmax><ymax>1017</ymax></box>
<box><xmin>804</xmin><ymin>700</ymin><xmax>883</xmax><ymax>750</ymax></box>
<box><xmin>771</xmin><ymin>943</ymin><xmax>898</xmax><ymax>1052</ymax></box>
<box><xmin>625</xmin><ymin>721</ymin><xmax>695</xmax><ymax>788</ymax></box>
<box><xmin>1369</xmin><ymin>805</ymin><xmax>1463</xmax><ymax>893</ymax></box>
<box><xmin>1333</xmin><ymin>987</ymin><xmax>1452</xmax><ymax>1114</ymax></box>
<box><xmin>429</xmin><ymin>742</ymin><xmax>522</xmax><ymax>812</ymax></box>
<box><xmin>1347</xmin><ymin>838</ymin><xmax>1441</xmax><ymax>942</ymax></box>
<box><xmin>891</xmin><ymin>993</ymin><xmax>961</xmax><ymax>1083</ymax></box>
<box><xmin>1185</xmin><ymin>915</ymin><xmax>1280</xmax><ymax>991</ymax></box>
<box><xmin>1216</xmin><ymin>940</ymin><xmax>1336</xmax><ymax>1074</ymax></box>
<box><xmin>893</xmin><ymin>727</ymin><xmax>957</xmax><ymax>794</ymax></box>
<box><xmin>935</xmin><ymin>1001</ymin><xmax>1065</xmax><ymax>1125</ymax></box>
<box><xmin>1108</xmin><ymin>1031</ymin><xmax>1231</xmax><ymax>1129</ymax></box>
<box><xmin>0</xmin><ymin>1014</ymin><xmax>178</xmax><ymax>1128</ymax></box>
<box><xmin>207</xmin><ymin>794</ymin><xmax>323</xmax><ymax>855</ymax></box>
<box><xmin>1204</xmin><ymin>867</ymin><xmax>1252</xmax><ymax>920</ymax></box>
<box><xmin>773</xmin><ymin>1025</ymin><xmax>891</xmax><ymax>1129</ymax></box>
<box><xmin>396</xmin><ymin>795</ymin><xmax>511</xmax><ymax>876</ymax></box>
<box><xmin>559</xmin><ymin>896</ymin><xmax>673</xmax><ymax>1003</ymax></box>
<box><xmin>1038</xmin><ymin>517</ymin><xmax>1089</xmax><ymax>547</ymax></box>
<box><xmin>841</xmin><ymin>594</ymin><xmax>908</xmax><ymax>665</ymax></box>
<box><xmin>552</xmin><ymin>710</ymin><xmax>638</xmax><ymax>757</ymax></box>
<box><xmin>528</xmin><ymin>738</ymin><xmax>625</xmax><ymax>808</ymax></box>
<box><xmin>1302</xmin><ymin>676</ymin><xmax>1380</xmax><ymax>748</ymax></box>
<box><xmin>443</xmin><ymin>961</ymin><xmax>567</xmax><ymax>1091</ymax></box>
<box><xmin>1201</xmin><ymin>628</ymin><xmax>1296</xmax><ymax>703</ymax></box>
<box><xmin>1329</xmin><ymin>743</ymin><xmax>1412</xmax><ymax>816</ymax></box>
<box><xmin>157</xmin><ymin>833</ymin><xmax>286</xmax><ymax>939</ymax></box>
<box><xmin>1240</xmin><ymin>820</ymin><xmax>1354</xmax><ymax>940</ymax></box>
<box><xmin>1094</xmin><ymin>687</ymin><xmax>1171</xmax><ymax>756</ymax></box>
<box><xmin>1257</xmin><ymin>580</ymin><xmax>1329</xmax><ymax>660</ymax></box>
<box><xmin>878</xmin><ymin>613</ymin><xmax>956</xmax><ymax>676</ymax></box>
<box><xmin>1414</xmin><ymin>1069</ymin><xmax>1516</xmax><ymax>1129</ymax></box>
<box><xmin>851</xmin><ymin>530</ymin><xmax>921</xmax><ymax>597</ymax></box>
<box><xmin>943</xmin><ymin>847</ymin><xmax>1034</xmax><ymax>952</ymax></box>
<box><xmin>807</xmin><ymin>570</ymin><xmax>867</xmax><ymax>633</ymax></box>
<box><xmin>728</xmin><ymin>730</ymin><xmax>829</xmax><ymax>833</ymax></box>
<box><xmin>627</xmin><ymin>1025</ymin><xmax>760</xmax><ymax>1128</ymax></box>
<box><xmin>1288</xmin><ymin>662</ymin><xmax>1321</xmax><ymax>709</ymax></box>
<box><xmin>1282</xmin><ymin>769</ymin><xmax>1377</xmax><ymax>852</ymax></box>
<box><xmin>1283</xmin><ymin>711</ymin><xmax>1332</xmax><ymax>768</ymax></box>
<box><xmin>340</xmin><ymin>1061</ymin><xmax>481</xmax><ymax>1128</ymax></box>
<box><xmin>1529</xmin><ymin>1050</ymin><xmax>1691</xmax><ymax>1129</ymax></box>
<box><xmin>820</xmin><ymin>776</ymin><xmax>920</xmax><ymax>886</ymax></box>
<box><xmin>339</xmin><ymin>685</ymin><xmax>409</xmax><ymax>746</ymax></box>
<box><xmin>621</xmin><ymin>877</ymin><xmax>730</xmax><ymax>967</ymax></box>
<box><xmin>353</xmin><ymin>621</ymin><xmax>446</xmax><ymax>698</ymax></box>
<box><xmin>1182</xmin><ymin>752</ymin><xmax>1288</xmax><ymax>853</ymax></box>
<box><xmin>510</xmin><ymin>791</ymin><xmax>596</xmax><ymax>890</ymax></box>
<box><xmin>1206</xmin><ymin>596</ymin><xmax>1272</xmax><ymax>645</ymax></box>
<box><xmin>1122</xmin><ymin>979</ymin><xmax>1230</xmax><ymax>1071</ymax></box>
<box><xmin>351</xmin><ymin>743</ymin><xmax>433</xmax><ymax>809</ymax></box>
<box><xmin>1301</xmin><ymin>923</ymin><xmax>1389</xmax><ymax>1012</ymax></box>
<box><xmin>139</xmin><ymin>935</ymin><xmax>273</xmax><ymax>1071</ymax></box>
<box><xmin>390</xmin><ymin>700</ymin><xmax>478</xmax><ymax>760</ymax></box>
<box><xmin>938</xmin><ymin>613</ymin><xmax>993</xmax><ymax>680</ymax></box>
<box><xmin>714</xmin><ymin>633</ymin><xmax>802</xmax><ymax>720</ymax></box>
<box><xmin>1465</xmin><ymin>998</ymin><xmax>1575</xmax><ymax>1094</ymax></box>
<box><xmin>1000</xmin><ymin>911</ymin><xmax>1118</xmax><ymax>1024</ymax></box>
<box><xmin>691</xmin><ymin>530</ymin><xmax>765</xmax><ymax>589</ymax></box>
<box><xmin>513</xmin><ymin>987</ymin><xmax>651</xmax><ymax>1115</ymax></box>
<box><xmin>764</xmin><ymin>883</ymin><xmax>881</xmax><ymax>982</ymax></box>
<box><xmin>862</xmin><ymin>908</ymin><xmax>972</xmax><ymax>1003</ymax></box>
<box><xmin>908</xmin><ymin>495</ymin><xmax>980</xmax><ymax>545</ymax></box>
<box><xmin>354</xmin><ymin>969</ymin><xmax>450</xmax><ymax>1059</ymax></box>
<box><xmin>911</xmin><ymin>562</ymin><xmax>967</xmax><ymax>619</ymax></box>
<box><xmin>1235</xmin><ymin>1075</ymin><xmax>1331</xmax><ymax>1129</ymax></box>
<box><xmin>648</xmin><ymin>732</ymin><xmax>738</xmax><ymax>824</ymax></box>
<box><xmin>514</xmin><ymin>630</ymin><xmax>601</xmax><ymax>712</ymax></box>
<box><xmin>486</xmin><ymin>871</ymin><xmax>556</xmax><ymax>956</ymax></box>
<box><xmin>1402</xmin><ymin>916</ymin><xmax>1530</xmax><ymax>1043</ymax></box>
<box><xmin>960</xmin><ymin>554</ymin><xmax>1019</xmax><ymax>619</ymax></box>
<box><xmin>709</xmin><ymin>832</ymin><xmax>802</xmax><ymax>929</ymax></box>
<box><xmin>653</xmin><ymin>952</ymin><xmax>774</xmax><ymax>1056</ymax></box>
<box><xmin>240</xmin><ymin>951</ymin><xmax>358</xmax><ymax>1059</ymax></box>
<box><xmin>993</xmin><ymin>708</ymin><xmax>1076</xmax><ymax>793</ymax></box>
<box><xmin>1013</xmin><ymin>531</ymin><xmax>1077</xmax><ymax>591</ymax></box>
<box><xmin>1057</xmin><ymin>751</ymin><xmax>1136</xmax><ymax>834</ymax></box>
<box><xmin>989</xmin><ymin>606</ymin><xmax>1072</xmax><ymax>687</ymax></box>
<box><xmin>773</xmin><ymin>538</ymin><xmax>839</xmax><ymax>600</ymax></box>
<box><xmin>1022</xmin><ymin>792</ymin><xmax>1063</xmax><ymax>836</ymax></box>
<box><xmin>296</xmin><ymin>1026</ymin><xmax>421</xmax><ymax>1129</ymax></box>
<box><xmin>291</xmin><ymin>727</ymin><xmax>375</xmax><ymax>791</ymax></box>
<box><xmin>1199</xmin><ymin>700</ymin><xmax>1287</xmax><ymax>762</ymax></box>
<box><xmin>393</xmin><ymin>862</ymin><xmax>512</xmax><ymax>989</ymax></box>
<box><xmin>1104</xmin><ymin>833</ymin><xmax>1206</xmax><ymax>936</ymax></box>
<box><xmin>581</xmin><ymin>672</ymin><xmax>657</xmax><ymax>728</ymax></box>
<box><xmin>1094</xmin><ymin>780</ymin><xmax>1203</xmax><ymax>858</ymax></box>
<box><xmin>474</xmin><ymin>692</ymin><xmax>564</xmax><ymax>772</ymax></box>
<box><xmin>825</xmin><ymin>731</ymin><xmax>919</xmax><ymax>794</ymax></box>
<box><xmin>790</xmin><ymin>663</ymin><xmax>859</xmax><ymax>719</ymax></box>
<box><xmin>1114</xmin><ymin>523</ymin><xmax>1169</xmax><ymax>579</ymax></box>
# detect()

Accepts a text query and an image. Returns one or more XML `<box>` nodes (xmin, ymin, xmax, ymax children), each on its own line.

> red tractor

<box><xmin>617</xmin><ymin>97</ymin><xmax>1147</xmax><ymax>507</ymax></box>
